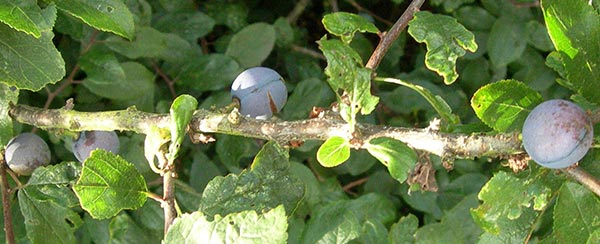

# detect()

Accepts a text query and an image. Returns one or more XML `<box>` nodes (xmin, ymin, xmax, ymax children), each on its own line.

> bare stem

<box><xmin>1</xmin><ymin>157</ymin><xmax>15</xmax><ymax>244</ymax></box>
<box><xmin>163</xmin><ymin>169</ymin><xmax>177</xmax><ymax>234</ymax></box>
<box><xmin>562</xmin><ymin>166</ymin><xmax>600</xmax><ymax>197</ymax></box>
<box><xmin>291</xmin><ymin>45</ymin><xmax>326</xmax><ymax>60</ymax></box>
<box><xmin>287</xmin><ymin>0</ymin><xmax>311</xmax><ymax>24</ymax></box>
<box><xmin>366</xmin><ymin>0</ymin><xmax>425</xmax><ymax>71</ymax></box>
<box><xmin>345</xmin><ymin>0</ymin><xmax>393</xmax><ymax>26</ymax></box>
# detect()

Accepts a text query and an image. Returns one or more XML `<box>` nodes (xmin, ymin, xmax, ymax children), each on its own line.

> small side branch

<box><xmin>562</xmin><ymin>166</ymin><xmax>600</xmax><ymax>197</ymax></box>
<box><xmin>366</xmin><ymin>0</ymin><xmax>425</xmax><ymax>71</ymax></box>
<box><xmin>1</xmin><ymin>157</ymin><xmax>15</xmax><ymax>244</ymax></box>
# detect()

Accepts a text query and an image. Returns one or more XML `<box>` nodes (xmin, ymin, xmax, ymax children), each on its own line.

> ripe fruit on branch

<box><xmin>230</xmin><ymin>67</ymin><xmax>287</xmax><ymax>120</ymax></box>
<box><xmin>5</xmin><ymin>133</ymin><xmax>51</xmax><ymax>175</ymax></box>
<box><xmin>72</xmin><ymin>131</ymin><xmax>120</xmax><ymax>162</ymax></box>
<box><xmin>522</xmin><ymin>99</ymin><xmax>594</xmax><ymax>169</ymax></box>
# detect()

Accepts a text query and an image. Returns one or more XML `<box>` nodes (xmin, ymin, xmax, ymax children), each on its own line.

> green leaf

<box><xmin>0</xmin><ymin>0</ymin><xmax>56</xmax><ymax>37</ymax></box>
<box><xmin>541</xmin><ymin>0</ymin><xmax>600</xmax><ymax>104</ymax></box>
<box><xmin>0</xmin><ymin>22</ymin><xmax>65</xmax><ymax>91</ymax></box>
<box><xmin>109</xmin><ymin>213</ymin><xmax>157</xmax><ymax>243</ymax></box>
<box><xmin>487</xmin><ymin>16</ymin><xmax>528</xmax><ymax>67</ymax></box>
<box><xmin>282</xmin><ymin>78</ymin><xmax>335</xmax><ymax>120</ymax></box>
<box><xmin>79</xmin><ymin>49</ymin><xmax>154</xmax><ymax>101</ymax></box>
<box><xmin>167</xmin><ymin>94</ymin><xmax>197</xmax><ymax>163</ymax></box>
<box><xmin>49</xmin><ymin>0</ymin><xmax>135</xmax><ymax>39</ymax></box>
<box><xmin>414</xmin><ymin>194</ymin><xmax>481</xmax><ymax>244</ymax></box>
<box><xmin>19</xmin><ymin>190</ymin><xmax>82</xmax><ymax>244</ymax></box>
<box><xmin>105</xmin><ymin>26</ymin><xmax>193</xmax><ymax>63</ymax></box>
<box><xmin>318</xmin><ymin>38</ymin><xmax>379</xmax><ymax>127</ymax></box>
<box><xmin>215</xmin><ymin>134</ymin><xmax>259</xmax><ymax>173</ymax></box>
<box><xmin>199</xmin><ymin>141</ymin><xmax>304</xmax><ymax>217</ymax></box>
<box><xmin>165</xmin><ymin>205</ymin><xmax>288</xmax><ymax>243</ymax></box>
<box><xmin>322</xmin><ymin>12</ymin><xmax>379</xmax><ymax>44</ymax></box>
<box><xmin>317</xmin><ymin>136</ymin><xmax>351</xmax><ymax>167</ymax></box>
<box><xmin>553</xmin><ymin>182</ymin><xmax>600</xmax><ymax>244</ymax></box>
<box><xmin>302</xmin><ymin>203</ymin><xmax>360</xmax><ymax>244</ymax></box>
<box><xmin>153</xmin><ymin>11</ymin><xmax>215</xmax><ymax>44</ymax></box>
<box><xmin>0</xmin><ymin>83</ymin><xmax>17</xmax><ymax>145</ymax></box>
<box><xmin>168</xmin><ymin>54</ymin><xmax>241</xmax><ymax>92</ymax></box>
<box><xmin>365</xmin><ymin>137</ymin><xmax>417</xmax><ymax>183</ymax></box>
<box><xmin>302</xmin><ymin>193</ymin><xmax>395</xmax><ymax>244</ymax></box>
<box><xmin>471</xmin><ymin>79</ymin><xmax>542</xmax><ymax>132</ymax></box>
<box><xmin>389</xmin><ymin>214</ymin><xmax>418</xmax><ymax>244</ymax></box>
<box><xmin>18</xmin><ymin>162</ymin><xmax>83</xmax><ymax>244</ymax></box>
<box><xmin>471</xmin><ymin>171</ymin><xmax>551</xmax><ymax>234</ymax></box>
<box><xmin>376</xmin><ymin>77</ymin><xmax>460</xmax><ymax>124</ymax></box>
<box><xmin>408</xmin><ymin>11</ymin><xmax>477</xmax><ymax>84</ymax></box>
<box><xmin>225</xmin><ymin>22</ymin><xmax>275</xmax><ymax>68</ymax></box>
<box><xmin>73</xmin><ymin>150</ymin><xmax>148</xmax><ymax>219</ymax></box>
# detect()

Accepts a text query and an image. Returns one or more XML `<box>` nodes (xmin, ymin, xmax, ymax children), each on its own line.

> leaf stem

<box><xmin>561</xmin><ymin>166</ymin><xmax>600</xmax><ymax>197</ymax></box>
<box><xmin>0</xmin><ymin>157</ymin><xmax>15</xmax><ymax>244</ymax></box>
<box><xmin>366</xmin><ymin>0</ymin><xmax>425</xmax><ymax>71</ymax></box>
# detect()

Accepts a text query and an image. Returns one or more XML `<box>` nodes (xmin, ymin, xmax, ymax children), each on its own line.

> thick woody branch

<box><xmin>9</xmin><ymin>104</ymin><xmax>523</xmax><ymax>160</ymax></box>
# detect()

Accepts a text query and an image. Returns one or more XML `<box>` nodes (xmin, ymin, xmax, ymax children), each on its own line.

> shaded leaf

<box><xmin>170</xmin><ymin>54</ymin><xmax>241</xmax><ymax>92</ymax></box>
<box><xmin>414</xmin><ymin>194</ymin><xmax>481</xmax><ymax>244</ymax></box>
<box><xmin>165</xmin><ymin>206</ymin><xmax>287</xmax><ymax>243</ymax></box>
<box><xmin>73</xmin><ymin>150</ymin><xmax>148</xmax><ymax>219</ymax></box>
<box><xmin>225</xmin><ymin>22</ymin><xmax>275</xmax><ymax>68</ymax></box>
<box><xmin>471</xmin><ymin>79</ymin><xmax>542</xmax><ymax>132</ymax></box>
<box><xmin>18</xmin><ymin>162</ymin><xmax>83</xmax><ymax>244</ymax></box>
<box><xmin>200</xmin><ymin>141</ymin><xmax>304</xmax><ymax>217</ymax></box>
<box><xmin>105</xmin><ymin>26</ymin><xmax>192</xmax><ymax>63</ymax></box>
<box><xmin>153</xmin><ymin>10</ymin><xmax>215</xmax><ymax>44</ymax></box>
<box><xmin>553</xmin><ymin>182</ymin><xmax>600</xmax><ymax>244</ymax></box>
<box><xmin>408</xmin><ymin>11</ymin><xmax>477</xmax><ymax>84</ymax></box>
<box><xmin>79</xmin><ymin>49</ymin><xmax>154</xmax><ymax>101</ymax></box>
<box><xmin>487</xmin><ymin>16</ymin><xmax>527</xmax><ymax>67</ymax></box>
<box><xmin>389</xmin><ymin>214</ymin><xmax>418</xmax><ymax>244</ymax></box>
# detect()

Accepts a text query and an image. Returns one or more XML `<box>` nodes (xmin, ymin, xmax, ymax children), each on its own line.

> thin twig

<box><xmin>42</xmin><ymin>31</ymin><xmax>99</xmax><ymax>110</ymax></box>
<box><xmin>152</xmin><ymin>61</ymin><xmax>177</xmax><ymax>98</ymax></box>
<box><xmin>562</xmin><ymin>166</ymin><xmax>600</xmax><ymax>197</ymax></box>
<box><xmin>329</xmin><ymin>0</ymin><xmax>339</xmax><ymax>12</ymax></box>
<box><xmin>366</xmin><ymin>0</ymin><xmax>425</xmax><ymax>71</ymax></box>
<box><xmin>287</xmin><ymin>0</ymin><xmax>311</xmax><ymax>24</ymax></box>
<box><xmin>342</xmin><ymin>177</ymin><xmax>369</xmax><ymax>192</ymax></box>
<box><xmin>345</xmin><ymin>0</ymin><xmax>394</xmax><ymax>26</ymax></box>
<box><xmin>1</xmin><ymin>157</ymin><xmax>15</xmax><ymax>244</ymax></box>
<box><xmin>291</xmin><ymin>45</ymin><xmax>326</xmax><ymax>60</ymax></box>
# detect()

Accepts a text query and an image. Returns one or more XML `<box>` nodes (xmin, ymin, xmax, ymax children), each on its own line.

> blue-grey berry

<box><xmin>522</xmin><ymin>99</ymin><xmax>593</xmax><ymax>169</ymax></box>
<box><xmin>72</xmin><ymin>131</ymin><xmax>120</xmax><ymax>162</ymax></box>
<box><xmin>5</xmin><ymin>133</ymin><xmax>51</xmax><ymax>175</ymax></box>
<box><xmin>230</xmin><ymin>67</ymin><xmax>287</xmax><ymax>119</ymax></box>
